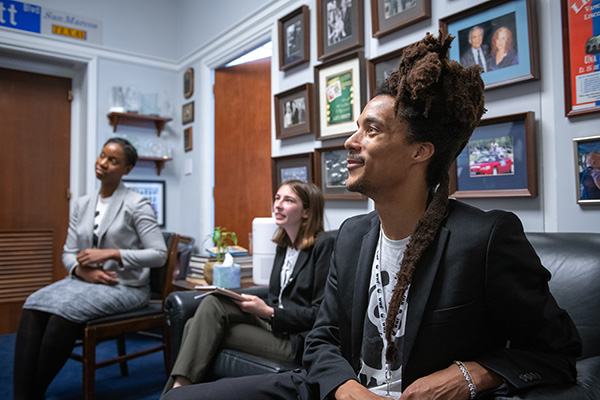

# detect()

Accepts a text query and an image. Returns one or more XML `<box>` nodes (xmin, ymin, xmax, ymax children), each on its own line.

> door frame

<box><xmin>0</xmin><ymin>43</ymin><xmax>97</xmax><ymax>204</ymax></box>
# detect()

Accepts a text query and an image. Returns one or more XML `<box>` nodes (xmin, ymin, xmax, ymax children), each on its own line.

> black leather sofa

<box><xmin>164</xmin><ymin>232</ymin><xmax>600</xmax><ymax>398</ymax></box>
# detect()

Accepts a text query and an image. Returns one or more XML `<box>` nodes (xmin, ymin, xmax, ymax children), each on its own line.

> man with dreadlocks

<box><xmin>163</xmin><ymin>33</ymin><xmax>581</xmax><ymax>400</ymax></box>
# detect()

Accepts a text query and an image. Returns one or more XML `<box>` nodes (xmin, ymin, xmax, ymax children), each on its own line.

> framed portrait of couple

<box><xmin>274</xmin><ymin>83</ymin><xmax>314</xmax><ymax>140</ymax></box>
<box><xmin>440</xmin><ymin>0</ymin><xmax>539</xmax><ymax>90</ymax></box>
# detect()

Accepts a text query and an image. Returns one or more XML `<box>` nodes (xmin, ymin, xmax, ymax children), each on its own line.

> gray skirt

<box><xmin>23</xmin><ymin>276</ymin><xmax>150</xmax><ymax>323</ymax></box>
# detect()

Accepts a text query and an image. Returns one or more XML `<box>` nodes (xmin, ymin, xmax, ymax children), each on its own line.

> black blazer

<box><xmin>303</xmin><ymin>200</ymin><xmax>581</xmax><ymax>399</ymax></box>
<box><xmin>267</xmin><ymin>231</ymin><xmax>335</xmax><ymax>362</ymax></box>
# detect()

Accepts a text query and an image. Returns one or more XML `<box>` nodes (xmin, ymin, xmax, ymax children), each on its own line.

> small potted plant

<box><xmin>204</xmin><ymin>227</ymin><xmax>238</xmax><ymax>285</ymax></box>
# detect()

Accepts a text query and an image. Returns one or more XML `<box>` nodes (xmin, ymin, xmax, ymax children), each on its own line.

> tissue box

<box><xmin>212</xmin><ymin>263</ymin><xmax>240</xmax><ymax>288</ymax></box>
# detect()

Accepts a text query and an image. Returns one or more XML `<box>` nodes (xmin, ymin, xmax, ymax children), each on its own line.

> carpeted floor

<box><xmin>0</xmin><ymin>332</ymin><xmax>167</xmax><ymax>399</ymax></box>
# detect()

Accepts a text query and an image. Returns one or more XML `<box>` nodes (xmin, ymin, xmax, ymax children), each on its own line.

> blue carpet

<box><xmin>0</xmin><ymin>332</ymin><xmax>166</xmax><ymax>399</ymax></box>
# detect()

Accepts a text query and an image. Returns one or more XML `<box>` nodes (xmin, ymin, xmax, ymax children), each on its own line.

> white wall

<box><xmin>1</xmin><ymin>0</ymin><xmax>597</xmax><ymax>241</ymax></box>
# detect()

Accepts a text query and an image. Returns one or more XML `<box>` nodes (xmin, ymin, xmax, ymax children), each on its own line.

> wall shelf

<box><xmin>107</xmin><ymin>112</ymin><xmax>173</xmax><ymax>136</ymax></box>
<box><xmin>138</xmin><ymin>156</ymin><xmax>173</xmax><ymax>175</ymax></box>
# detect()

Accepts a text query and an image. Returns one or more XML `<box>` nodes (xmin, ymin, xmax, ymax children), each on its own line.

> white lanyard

<box><xmin>374</xmin><ymin>233</ymin><xmax>405</xmax><ymax>396</ymax></box>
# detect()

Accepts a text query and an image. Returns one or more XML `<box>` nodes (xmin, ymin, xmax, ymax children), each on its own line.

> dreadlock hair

<box><xmin>376</xmin><ymin>32</ymin><xmax>485</xmax><ymax>364</ymax></box>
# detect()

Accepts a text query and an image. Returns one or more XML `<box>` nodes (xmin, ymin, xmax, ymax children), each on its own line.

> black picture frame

<box><xmin>122</xmin><ymin>180</ymin><xmax>166</xmax><ymax>226</ymax></box>
<box><xmin>440</xmin><ymin>0</ymin><xmax>539</xmax><ymax>90</ymax></box>
<box><xmin>316</xmin><ymin>0</ymin><xmax>364</xmax><ymax>61</ymax></box>
<box><xmin>573</xmin><ymin>135</ymin><xmax>600</xmax><ymax>204</ymax></box>
<box><xmin>271</xmin><ymin>153</ymin><xmax>314</xmax><ymax>197</ymax></box>
<box><xmin>314</xmin><ymin>51</ymin><xmax>366</xmax><ymax>140</ymax></box>
<box><xmin>450</xmin><ymin>112</ymin><xmax>537</xmax><ymax>198</ymax></box>
<box><xmin>315</xmin><ymin>145</ymin><xmax>366</xmax><ymax>200</ymax></box>
<box><xmin>278</xmin><ymin>5</ymin><xmax>310</xmax><ymax>71</ymax></box>
<box><xmin>274</xmin><ymin>83</ymin><xmax>314</xmax><ymax>139</ymax></box>
<box><xmin>370</xmin><ymin>0</ymin><xmax>430</xmax><ymax>38</ymax></box>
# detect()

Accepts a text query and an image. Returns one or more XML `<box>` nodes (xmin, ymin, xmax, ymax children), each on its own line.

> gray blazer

<box><xmin>62</xmin><ymin>182</ymin><xmax>167</xmax><ymax>287</ymax></box>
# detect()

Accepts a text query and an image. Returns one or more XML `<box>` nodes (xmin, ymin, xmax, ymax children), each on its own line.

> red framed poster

<box><xmin>562</xmin><ymin>0</ymin><xmax>600</xmax><ymax>117</ymax></box>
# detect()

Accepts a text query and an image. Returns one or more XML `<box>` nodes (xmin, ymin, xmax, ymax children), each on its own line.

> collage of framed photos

<box><xmin>273</xmin><ymin>0</ymin><xmax>600</xmax><ymax>203</ymax></box>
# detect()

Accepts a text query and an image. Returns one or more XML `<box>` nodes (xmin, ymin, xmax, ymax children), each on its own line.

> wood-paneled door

<box><xmin>0</xmin><ymin>68</ymin><xmax>71</xmax><ymax>333</ymax></box>
<box><xmin>214</xmin><ymin>57</ymin><xmax>272</xmax><ymax>250</ymax></box>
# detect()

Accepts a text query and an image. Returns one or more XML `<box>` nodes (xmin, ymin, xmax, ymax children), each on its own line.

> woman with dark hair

<box><xmin>162</xmin><ymin>180</ymin><xmax>334</xmax><ymax>396</ymax></box>
<box><xmin>488</xmin><ymin>26</ymin><xmax>519</xmax><ymax>70</ymax></box>
<box><xmin>13</xmin><ymin>137</ymin><xmax>167</xmax><ymax>399</ymax></box>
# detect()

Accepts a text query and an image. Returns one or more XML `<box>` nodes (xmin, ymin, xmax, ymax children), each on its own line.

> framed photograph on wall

<box><xmin>278</xmin><ymin>5</ymin><xmax>310</xmax><ymax>71</ymax></box>
<box><xmin>315</xmin><ymin>145</ymin><xmax>365</xmax><ymax>200</ymax></box>
<box><xmin>440</xmin><ymin>0</ymin><xmax>539</xmax><ymax>90</ymax></box>
<box><xmin>449</xmin><ymin>112</ymin><xmax>537</xmax><ymax>198</ymax></box>
<box><xmin>367</xmin><ymin>46</ymin><xmax>406</xmax><ymax>99</ymax></box>
<box><xmin>371</xmin><ymin>0</ymin><xmax>430</xmax><ymax>38</ymax></box>
<box><xmin>314</xmin><ymin>51</ymin><xmax>366</xmax><ymax>140</ymax></box>
<box><xmin>123</xmin><ymin>180</ymin><xmax>166</xmax><ymax>226</ymax></box>
<box><xmin>573</xmin><ymin>135</ymin><xmax>600</xmax><ymax>204</ymax></box>
<box><xmin>316</xmin><ymin>0</ymin><xmax>364</xmax><ymax>61</ymax></box>
<box><xmin>561</xmin><ymin>0</ymin><xmax>600</xmax><ymax>118</ymax></box>
<box><xmin>271</xmin><ymin>153</ymin><xmax>314</xmax><ymax>197</ymax></box>
<box><xmin>184</xmin><ymin>126</ymin><xmax>193</xmax><ymax>152</ymax></box>
<box><xmin>183</xmin><ymin>68</ymin><xmax>194</xmax><ymax>99</ymax></box>
<box><xmin>182</xmin><ymin>101</ymin><xmax>194</xmax><ymax>125</ymax></box>
<box><xmin>274</xmin><ymin>83</ymin><xmax>314</xmax><ymax>139</ymax></box>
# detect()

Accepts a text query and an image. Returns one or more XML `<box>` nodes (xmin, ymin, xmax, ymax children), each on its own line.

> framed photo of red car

<box><xmin>449</xmin><ymin>112</ymin><xmax>538</xmax><ymax>198</ymax></box>
<box><xmin>274</xmin><ymin>83</ymin><xmax>314</xmax><ymax>140</ymax></box>
<box><xmin>439</xmin><ymin>0</ymin><xmax>539</xmax><ymax>90</ymax></box>
<box><xmin>315</xmin><ymin>145</ymin><xmax>366</xmax><ymax>200</ymax></box>
<box><xmin>278</xmin><ymin>5</ymin><xmax>310</xmax><ymax>71</ymax></box>
<box><xmin>573</xmin><ymin>135</ymin><xmax>600</xmax><ymax>204</ymax></box>
<box><xmin>370</xmin><ymin>0</ymin><xmax>430</xmax><ymax>39</ymax></box>
<box><xmin>271</xmin><ymin>153</ymin><xmax>314</xmax><ymax>198</ymax></box>
<box><xmin>561</xmin><ymin>0</ymin><xmax>600</xmax><ymax>117</ymax></box>
<box><xmin>316</xmin><ymin>0</ymin><xmax>364</xmax><ymax>61</ymax></box>
<box><xmin>315</xmin><ymin>51</ymin><xmax>366</xmax><ymax>140</ymax></box>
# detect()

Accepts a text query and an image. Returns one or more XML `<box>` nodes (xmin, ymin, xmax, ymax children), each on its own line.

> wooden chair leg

<box><xmin>83</xmin><ymin>327</ymin><xmax>97</xmax><ymax>400</ymax></box>
<box><xmin>117</xmin><ymin>335</ymin><xmax>129</xmax><ymax>377</ymax></box>
<box><xmin>162</xmin><ymin>324</ymin><xmax>171</xmax><ymax>377</ymax></box>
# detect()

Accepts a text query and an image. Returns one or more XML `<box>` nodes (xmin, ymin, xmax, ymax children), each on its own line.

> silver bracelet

<box><xmin>454</xmin><ymin>360</ymin><xmax>477</xmax><ymax>399</ymax></box>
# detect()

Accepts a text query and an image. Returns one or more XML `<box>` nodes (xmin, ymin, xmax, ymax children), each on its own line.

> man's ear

<box><xmin>413</xmin><ymin>142</ymin><xmax>435</xmax><ymax>163</ymax></box>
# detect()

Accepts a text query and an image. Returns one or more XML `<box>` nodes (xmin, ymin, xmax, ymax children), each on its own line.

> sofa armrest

<box><xmin>164</xmin><ymin>285</ymin><xmax>269</xmax><ymax>367</ymax></box>
<box><xmin>494</xmin><ymin>356</ymin><xmax>600</xmax><ymax>399</ymax></box>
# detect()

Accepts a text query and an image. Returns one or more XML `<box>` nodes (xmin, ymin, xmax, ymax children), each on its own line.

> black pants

<box><xmin>13</xmin><ymin>309</ymin><xmax>83</xmax><ymax>400</ymax></box>
<box><xmin>161</xmin><ymin>370</ymin><xmax>315</xmax><ymax>400</ymax></box>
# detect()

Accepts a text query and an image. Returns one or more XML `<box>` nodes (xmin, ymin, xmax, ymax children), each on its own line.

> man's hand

<box><xmin>233</xmin><ymin>294</ymin><xmax>274</xmax><ymax>319</ymax></box>
<box><xmin>335</xmin><ymin>380</ymin><xmax>395</xmax><ymax>400</ymax></box>
<box><xmin>401</xmin><ymin>361</ymin><xmax>503</xmax><ymax>399</ymax></box>
<box><xmin>74</xmin><ymin>265</ymin><xmax>119</xmax><ymax>285</ymax></box>
<box><xmin>76</xmin><ymin>248</ymin><xmax>119</xmax><ymax>267</ymax></box>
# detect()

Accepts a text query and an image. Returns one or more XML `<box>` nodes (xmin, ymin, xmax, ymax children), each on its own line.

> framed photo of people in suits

<box><xmin>573</xmin><ymin>135</ymin><xmax>600</xmax><ymax>204</ymax></box>
<box><xmin>122</xmin><ymin>180</ymin><xmax>166</xmax><ymax>226</ymax></box>
<box><xmin>440</xmin><ymin>0</ymin><xmax>539</xmax><ymax>90</ymax></box>
<box><xmin>316</xmin><ymin>0</ymin><xmax>364</xmax><ymax>61</ymax></box>
<box><xmin>370</xmin><ymin>0</ymin><xmax>430</xmax><ymax>38</ymax></box>
<box><xmin>274</xmin><ymin>83</ymin><xmax>314</xmax><ymax>139</ymax></box>
<box><xmin>278</xmin><ymin>5</ymin><xmax>310</xmax><ymax>71</ymax></box>
<box><xmin>450</xmin><ymin>112</ymin><xmax>538</xmax><ymax>198</ymax></box>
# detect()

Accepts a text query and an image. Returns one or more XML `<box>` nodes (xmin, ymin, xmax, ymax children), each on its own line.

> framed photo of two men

<box><xmin>561</xmin><ymin>0</ymin><xmax>600</xmax><ymax>117</ymax></box>
<box><xmin>440</xmin><ymin>0</ymin><xmax>539</xmax><ymax>90</ymax></box>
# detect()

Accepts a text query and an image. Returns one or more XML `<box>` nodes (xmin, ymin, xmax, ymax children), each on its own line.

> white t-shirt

<box><xmin>358</xmin><ymin>230</ymin><xmax>410</xmax><ymax>396</ymax></box>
